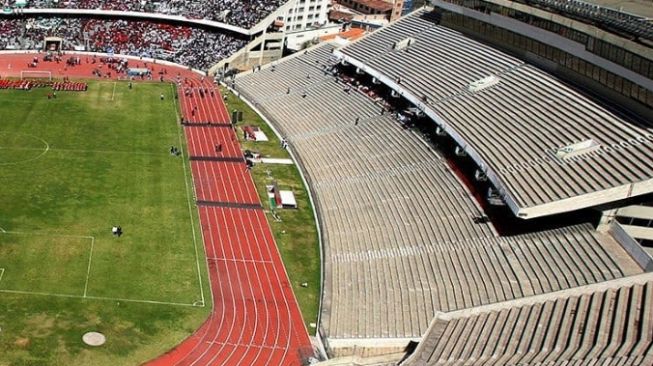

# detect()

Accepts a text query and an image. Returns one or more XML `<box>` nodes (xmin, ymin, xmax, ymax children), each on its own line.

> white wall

<box><xmin>284</xmin><ymin>0</ymin><xmax>332</xmax><ymax>31</ymax></box>
<box><xmin>285</xmin><ymin>24</ymin><xmax>341</xmax><ymax>50</ymax></box>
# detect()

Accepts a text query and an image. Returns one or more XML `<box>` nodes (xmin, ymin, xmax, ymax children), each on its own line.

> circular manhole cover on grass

<box><xmin>82</xmin><ymin>332</ymin><xmax>106</xmax><ymax>346</ymax></box>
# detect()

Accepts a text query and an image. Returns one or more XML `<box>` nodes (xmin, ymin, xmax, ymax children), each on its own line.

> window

<box><xmin>599</xmin><ymin>69</ymin><xmax>607</xmax><ymax>85</ymax></box>
<box><xmin>614</xmin><ymin>76</ymin><xmax>623</xmax><ymax>93</ymax></box>
<box><xmin>639</xmin><ymin>58</ymin><xmax>650</xmax><ymax>78</ymax></box>
<box><xmin>615</xmin><ymin>48</ymin><xmax>626</xmax><ymax>64</ymax></box>
<box><xmin>631</xmin><ymin>83</ymin><xmax>640</xmax><ymax>98</ymax></box>
<box><xmin>606</xmin><ymin>71</ymin><xmax>615</xmax><ymax>88</ymax></box>
<box><xmin>545</xmin><ymin>44</ymin><xmax>554</xmax><ymax>60</ymax></box>
<box><xmin>622</xmin><ymin>80</ymin><xmax>634</xmax><ymax>97</ymax></box>
<box><xmin>577</xmin><ymin>59</ymin><xmax>586</xmax><ymax>75</ymax></box>
<box><xmin>632</xmin><ymin>56</ymin><xmax>641</xmax><ymax>75</ymax></box>
<box><xmin>592</xmin><ymin>63</ymin><xmax>600</xmax><ymax>80</ymax></box>
<box><xmin>638</xmin><ymin>86</ymin><xmax>648</xmax><ymax>104</ymax></box>
<box><xmin>623</xmin><ymin>51</ymin><xmax>632</xmax><ymax>67</ymax></box>
<box><xmin>552</xmin><ymin>48</ymin><xmax>564</xmax><ymax>63</ymax></box>
<box><xmin>586</xmin><ymin>37</ymin><xmax>594</xmax><ymax>52</ymax></box>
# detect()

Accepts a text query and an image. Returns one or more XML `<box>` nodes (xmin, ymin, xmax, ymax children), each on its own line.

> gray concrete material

<box><xmin>234</xmin><ymin>43</ymin><xmax>645</xmax><ymax>352</ymax></box>
<box><xmin>622</xmin><ymin>223</ymin><xmax>653</xmax><ymax>240</ymax></box>
<box><xmin>403</xmin><ymin>273</ymin><xmax>653</xmax><ymax>365</ymax></box>
<box><xmin>336</xmin><ymin>9</ymin><xmax>653</xmax><ymax>219</ymax></box>
<box><xmin>554</xmin><ymin>0</ymin><xmax>653</xmax><ymax>20</ymax></box>
<box><xmin>607</xmin><ymin>222</ymin><xmax>653</xmax><ymax>272</ymax></box>
<box><xmin>616</xmin><ymin>205</ymin><xmax>653</xmax><ymax>220</ymax></box>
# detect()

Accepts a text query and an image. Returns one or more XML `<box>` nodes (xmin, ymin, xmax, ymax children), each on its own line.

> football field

<box><xmin>0</xmin><ymin>81</ymin><xmax>211</xmax><ymax>365</ymax></box>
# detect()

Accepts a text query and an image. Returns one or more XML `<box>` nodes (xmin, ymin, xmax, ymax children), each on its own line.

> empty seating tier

<box><xmin>403</xmin><ymin>273</ymin><xmax>653</xmax><ymax>366</ymax></box>
<box><xmin>234</xmin><ymin>44</ymin><xmax>643</xmax><ymax>343</ymax></box>
<box><xmin>336</xmin><ymin>9</ymin><xmax>653</xmax><ymax>219</ymax></box>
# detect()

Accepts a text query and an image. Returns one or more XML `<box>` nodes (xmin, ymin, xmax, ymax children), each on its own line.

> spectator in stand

<box><xmin>20</xmin><ymin>0</ymin><xmax>285</xmax><ymax>29</ymax></box>
<box><xmin>0</xmin><ymin>17</ymin><xmax>247</xmax><ymax>71</ymax></box>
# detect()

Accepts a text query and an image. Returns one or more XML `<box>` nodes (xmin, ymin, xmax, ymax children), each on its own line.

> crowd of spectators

<box><xmin>0</xmin><ymin>17</ymin><xmax>248</xmax><ymax>70</ymax></box>
<box><xmin>7</xmin><ymin>0</ymin><xmax>285</xmax><ymax>29</ymax></box>
<box><xmin>0</xmin><ymin>18</ymin><xmax>23</xmax><ymax>49</ymax></box>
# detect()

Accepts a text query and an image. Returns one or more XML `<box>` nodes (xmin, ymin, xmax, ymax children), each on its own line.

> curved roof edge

<box><xmin>0</xmin><ymin>8</ymin><xmax>250</xmax><ymax>35</ymax></box>
<box><xmin>334</xmin><ymin>50</ymin><xmax>653</xmax><ymax>220</ymax></box>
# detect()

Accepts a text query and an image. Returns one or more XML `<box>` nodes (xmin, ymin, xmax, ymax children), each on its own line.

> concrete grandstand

<box><xmin>335</xmin><ymin>10</ymin><xmax>653</xmax><ymax>219</ymax></box>
<box><xmin>231</xmin><ymin>3</ymin><xmax>653</xmax><ymax>365</ymax></box>
<box><xmin>1</xmin><ymin>0</ymin><xmax>652</xmax><ymax>364</ymax></box>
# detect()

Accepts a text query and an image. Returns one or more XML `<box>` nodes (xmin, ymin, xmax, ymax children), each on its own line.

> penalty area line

<box><xmin>0</xmin><ymin>230</ymin><xmax>93</xmax><ymax>239</ymax></box>
<box><xmin>83</xmin><ymin>236</ymin><xmax>95</xmax><ymax>298</ymax></box>
<box><xmin>111</xmin><ymin>82</ymin><xmax>117</xmax><ymax>101</ymax></box>
<box><xmin>0</xmin><ymin>289</ymin><xmax>204</xmax><ymax>307</ymax></box>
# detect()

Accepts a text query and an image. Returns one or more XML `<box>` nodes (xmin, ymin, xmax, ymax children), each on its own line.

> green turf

<box><xmin>221</xmin><ymin>86</ymin><xmax>321</xmax><ymax>333</ymax></box>
<box><xmin>0</xmin><ymin>81</ymin><xmax>211</xmax><ymax>365</ymax></box>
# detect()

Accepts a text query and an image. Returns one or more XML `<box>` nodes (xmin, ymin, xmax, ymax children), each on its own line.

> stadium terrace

<box><xmin>0</xmin><ymin>0</ymin><xmax>652</xmax><ymax>365</ymax></box>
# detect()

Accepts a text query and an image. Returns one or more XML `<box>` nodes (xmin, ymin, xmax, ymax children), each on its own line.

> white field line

<box><xmin>0</xmin><ymin>146</ymin><xmax>161</xmax><ymax>156</ymax></box>
<box><xmin>0</xmin><ymin>231</ymin><xmax>204</xmax><ymax>307</ymax></box>
<box><xmin>83</xmin><ymin>236</ymin><xmax>95</xmax><ymax>298</ymax></box>
<box><xmin>0</xmin><ymin>268</ymin><xmax>4</xmax><ymax>283</ymax></box>
<box><xmin>171</xmin><ymin>83</ymin><xmax>206</xmax><ymax>307</ymax></box>
<box><xmin>0</xmin><ymin>289</ymin><xmax>202</xmax><ymax>307</ymax></box>
<box><xmin>111</xmin><ymin>82</ymin><xmax>117</xmax><ymax>101</ymax></box>
<box><xmin>0</xmin><ymin>231</ymin><xmax>93</xmax><ymax>239</ymax></box>
<box><xmin>0</xmin><ymin>147</ymin><xmax>45</xmax><ymax>152</ymax></box>
<box><xmin>0</xmin><ymin>231</ymin><xmax>95</xmax><ymax>296</ymax></box>
<box><xmin>0</xmin><ymin>227</ymin><xmax>6</xmax><ymax>233</ymax></box>
<box><xmin>0</xmin><ymin>134</ymin><xmax>50</xmax><ymax>166</ymax></box>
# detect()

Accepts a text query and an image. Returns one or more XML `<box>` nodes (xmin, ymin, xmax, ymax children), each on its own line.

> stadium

<box><xmin>0</xmin><ymin>0</ymin><xmax>652</xmax><ymax>365</ymax></box>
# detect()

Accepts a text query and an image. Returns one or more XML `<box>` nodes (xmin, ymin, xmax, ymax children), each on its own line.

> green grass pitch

<box><xmin>0</xmin><ymin>81</ymin><xmax>211</xmax><ymax>365</ymax></box>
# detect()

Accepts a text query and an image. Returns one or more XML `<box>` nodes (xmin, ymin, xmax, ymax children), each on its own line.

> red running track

<box><xmin>154</xmin><ymin>80</ymin><xmax>313</xmax><ymax>366</ymax></box>
<box><xmin>0</xmin><ymin>54</ymin><xmax>313</xmax><ymax>366</ymax></box>
<box><xmin>178</xmin><ymin>79</ymin><xmax>230</xmax><ymax>124</ymax></box>
<box><xmin>186</xmin><ymin>126</ymin><xmax>241</xmax><ymax>159</ymax></box>
<box><xmin>190</xmin><ymin>160</ymin><xmax>262</xmax><ymax>205</ymax></box>
<box><xmin>160</xmin><ymin>78</ymin><xmax>313</xmax><ymax>366</ymax></box>
<box><xmin>152</xmin><ymin>205</ymin><xmax>313</xmax><ymax>365</ymax></box>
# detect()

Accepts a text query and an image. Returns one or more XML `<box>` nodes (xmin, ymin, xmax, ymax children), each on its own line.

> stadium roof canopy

<box><xmin>335</xmin><ymin>11</ymin><xmax>653</xmax><ymax>219</ymax></box>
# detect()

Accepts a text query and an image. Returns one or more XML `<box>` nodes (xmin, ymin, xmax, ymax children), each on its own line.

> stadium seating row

<box><xmin>336</xmin><ymin>9</ymin><xmax>653</xmax><ymax>219</ymax></box>
<box><xmin>511</xmin><ymin>0</ymin><xmax>653</xmax><ymax>40</ymax></box>
<box><xmin>234</xmin><ymin>44</ymin><xmax>643</xmax><ymax>342</ymax></box>
<box><xmin>9</xmin><ymin>0</ymin><xmax>284</xmax><ymax>29</ymax></box>
<box><xmin>404</xmin><ymin>273</ymin><xmax>653</xmax><ymax>365</ymax></box>
<box><xmin>0</xmin><ymin>17</ymin><xmax>246</xmax><ymax>70</ymax></box>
